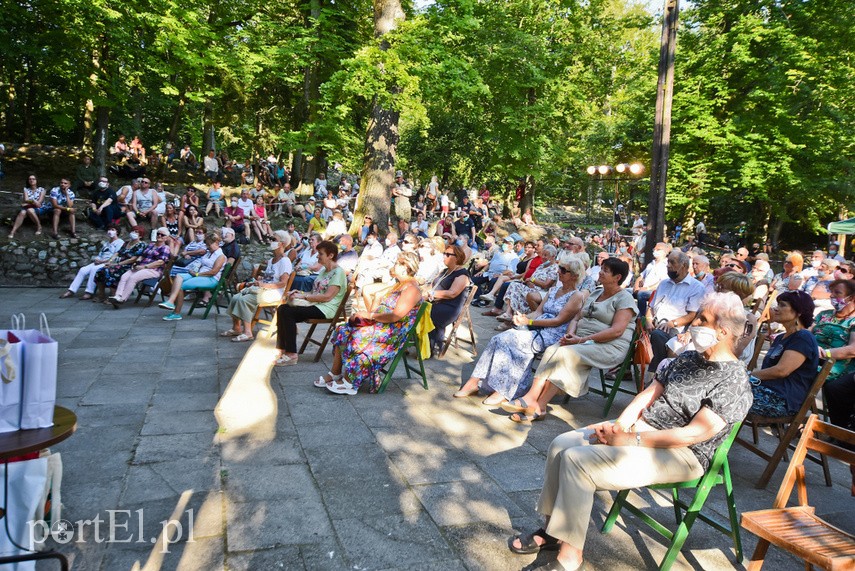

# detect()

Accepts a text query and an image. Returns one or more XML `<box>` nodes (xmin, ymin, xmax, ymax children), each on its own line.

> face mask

<box><xmin>98</xmin><ymin>181</ymin><xmax>108</xmax><ymax>189</ymax></box>
<box><xmin>367</xmin><ymin>238</ymin><xmax>375</xmax><ymax>245</ymax></box>
<box><xmin>456</xmin><ymin>239</ymin><xmax>466</xmax><ymax>246</ymax></box>
<box><xmin>667</xmin><ymin>269</ymin><xmax>679</xmax><ymax>281</ymax></box>
<box><xmin>231</xmin><ymin>202</ymin><xmax>238</xmax><ymax>208</ymax></box>
<box><xmin>619</xmin><ymin>247</ymin><xmax>627</xmax><ymax>254</ymax></box>
<box><xmin>196</xmin><ymin>234</ymin><xmax>205</xmax><ymax>241</ymax></box>
<box><xmin>831</xmin><ymin>297</ymin><xmax>849</xmax><ymax>312</ymax></box>
<box><xmin>129</xmin><ymin>232</ymin><xmax>140</xmax><ymax>240</ymax></box>
<box><xmin>830</xmin><ymin>250</ymin><xmax>838</xmax><ymax>257</ymax></box>
<box><xmin>107</xmin><ymin>230</ymin><xmax>117</xmax><ymax>238</ymax></box>
<box><xmin>689</xmin><ymin>326</ymin><xmax>719</xmax><ymax>352</ymax></box>
<box><xmin>501</xmin><ymin>244</ymin><xmax>511</xmax><ymax>252</ymax></box>
<box><xmin>811</xmin><ymin>260</ymin><xmax>822</xmax><ymax>268</ymax></box>
<box><xmin>385</xmin><ymin>239</ymin><xmax>392</xmax><ymax>247</ymax></box>
<box><xmin>653</xmin><ymin>250</ymin><xmax>665</xmax><ymax>260</ymax></box>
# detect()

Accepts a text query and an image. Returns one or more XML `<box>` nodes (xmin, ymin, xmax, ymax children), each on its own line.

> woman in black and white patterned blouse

<box><xmin>509</xmin><ymin>292</ymin><xmax>753</xmax><ymax>571</ymax></box>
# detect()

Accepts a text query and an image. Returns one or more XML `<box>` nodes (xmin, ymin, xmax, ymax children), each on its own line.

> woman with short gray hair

<box><xmin>509</xmin><ymin>292</ymin><xmax>753</xmax><ymax>568</ymax></box>
<box><xmin>496</xmin><ymin>244</ymin><xmax>559</xmax><ymax>321</ymax></box>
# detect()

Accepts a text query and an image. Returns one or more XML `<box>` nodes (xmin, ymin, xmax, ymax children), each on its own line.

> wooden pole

<box><xmin>645</xmin><ymin>0</ymin><xmax>680</xmax><ymax>264</ymax></box>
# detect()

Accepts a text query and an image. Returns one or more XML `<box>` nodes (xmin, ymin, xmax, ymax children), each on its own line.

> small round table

<box><xmin>0</xmin><ymin>406</ymin><xmax>76</xmax><ymax>571</ymax></box>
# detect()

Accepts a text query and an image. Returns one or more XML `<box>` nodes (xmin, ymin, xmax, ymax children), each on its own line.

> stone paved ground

<box><xmin>0</xmin><ymin>287</ymin><xmax>851</xmax><ymax>570</ymax></box>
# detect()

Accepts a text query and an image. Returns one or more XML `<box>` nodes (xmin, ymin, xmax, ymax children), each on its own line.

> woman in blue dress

<box><xmin>454</xmin><ymin>257</ymin><xmax>587</xmax><ymax>405</ymax></box>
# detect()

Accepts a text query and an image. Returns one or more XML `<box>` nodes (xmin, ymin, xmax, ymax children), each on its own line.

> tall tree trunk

<box><xmin>93</xmin><ymin>106</ymin><xmax>110</xmax><ymax>177</ymax></box>
<box><xmin>82</xmin><ymin>46</ymin><xmax>103</xmax><ymax>151</ymax></box>
<box><xmin>167</xmin><ymin>93</ymin><xmax>186</xmax><ymax>145</ymax></box>
<box><xmin>518</xmin><ymin>175</ymin><xmax>535</xmax><ymax>220</ymax></box>
<box><xmin>292</xmin><ymin>148</ymin><xmax>306</xmax><ymax>194</ymax></box>
<box><xmin>4</xmin><ymin>75</ymin><xmax>17</xmax><ymax>140</ymax></box>
<box><xmin>23</xmin><ymin>58</ymin><xmax>35</xmax><ymax>143</ymax></box>
<box><xmin>202</xmin><ymin>100</ymin><xmax>215</xmax><ymax>155</ymax></box>
<box><xmin>350</xmin><ymin>0</ymin><xmax>406</xmax><ymax>236</ymax></box>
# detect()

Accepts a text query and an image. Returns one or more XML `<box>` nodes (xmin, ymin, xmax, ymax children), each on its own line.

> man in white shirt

<box><xmin>475</xmin><ymin>237</ymin><xmax>519</xmax><ymax>300</ymax></box>
<box><xmin>237</xmin><ymin>189</ymin><xmax>255</xmax><ymax>218</ymax></box>
<box><xmin>644</xmin><ymin>250</ymin><xmax>706</xmax><ymax>369</ymax></box>
<box><xmin>203</xmin><ymin>150</ymin><xmax>219</xmax><ymax>181</ymax></box>
<box><xmin>634</xmin><ymin>241</ymin><xmax>671</xmax><ymax>313</ymax></box>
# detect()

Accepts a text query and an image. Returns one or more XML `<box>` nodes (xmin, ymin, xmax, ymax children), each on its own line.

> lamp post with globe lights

<box><xmin>586</xmin><ymin>163</ymin><xmax>645</xmax><ymax>251</ymax></box>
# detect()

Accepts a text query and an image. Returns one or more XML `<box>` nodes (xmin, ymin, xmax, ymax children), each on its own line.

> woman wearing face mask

<box><xmin>107</xmin><ymin>227</ymin><xmax>172</xmax><ymax>306</ymax></box>
<box><xmin>509</xmin><ymin>293</ymin><xmax>752</xmax><ymax>569</ymax></box>
<box><xmin>224</xmin><ymin>197</ymin><xmax>246</xmax><ymax>238</ymax></box>
<box><xmin>159</xmin><ymin>232</ymin><xmax>227</xmax><ymax>320</ymax></box>
<box><xmin>292</xmin><ymin>233</ymin><xmax>322</xmax><ymax>291</ymax></box>
<box><xmin>749</xmin><ymin>290</ymin><xmax>819</xmax><ymax>417</ymax></box>
<box><xmin>60</xmin><ymin>225</ymin><xmax>125</xmax><ymax>300</ymax></box>
<box><xmin>812</xmin><ymin>279</ymin><xmax>855</xmax><ymax>495</ymax></box>
<box><xmin>93</xmin><ymin>225</ymin><xmax>148</xmax><ymax>302</ymax></box>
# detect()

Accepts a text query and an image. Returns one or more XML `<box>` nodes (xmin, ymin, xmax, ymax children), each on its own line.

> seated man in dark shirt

<box><xmin>88</xmin><ymin>176</ymin><xmax>122</xmax><ymax>229</ymax></box>
<box><xmin>452</xmin><ymin>211</ymin><xmax>476</xmax><ymax>248</ymax></box>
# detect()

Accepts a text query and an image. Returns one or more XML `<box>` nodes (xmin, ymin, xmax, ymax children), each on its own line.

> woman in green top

<box><xmin>811</xmin><ymin>279</ymin><xmax>855</xmax><ymax>381</ymax></box>
<box><xmin>274</xmin><ymin>240</ymin><xmax>346</xmax><ymax>366</ymax></box>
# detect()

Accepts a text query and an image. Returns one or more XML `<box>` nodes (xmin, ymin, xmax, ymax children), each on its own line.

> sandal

<box><xmin>274</xmin><ymin>354</ymin><xmax>298</xmax><ymax>366</ymax></box>
<box><xmin>59</xmin><ymin>291</ymin><xmax>74</xmax><ymax>299</ymax></box>
<box><xmin>510</xmin><ymin>411</ymin><xmax>546</xmax><ymax>423</ymax></box>
<box><xmin>315</xmin><ymin>372</ymin><xmax>342</xmax><ymax>388</ymax></box>
<box><xmin>453</xmin><ymin>387</ymin><xmax>479</xmax><ymax>398</ymax></box>
<box><xmin>326</xmin><ymin>379</ymin><xmax>357</xmax><ymax>395</ymax></box>
<box><xmin>220</xmin><ymin>329</ymin><xmax>241</xmax><ymax>337</ymax></box>
<box><xmin>494</xmin><ymin>323</ymin><xmax>512</xmax><ymax>332</ymax></box>
<box><xmin>81</xmin><ymin>294</ymin><xmax>93</xmax><ymax>300</ymax></box>
<box><xmin>508</xmin><ymin>527</ymin><xmax>560</xmax><ymax>555</ymax></box>
<box><xmin>500</xmin><ymin>398</ymin><xmax>529</xmax><ymax>413</ymax></box>
<box><xmin>231</xmin><ymin>333</ymin><xmax>253</xmax><ymax>342</ymax></box>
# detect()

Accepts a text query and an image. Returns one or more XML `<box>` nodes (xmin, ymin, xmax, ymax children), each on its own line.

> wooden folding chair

<box><xmin>589</xmin><ymin>325</ymin><xmax>643</xmax><ymax>417</ymax></box>
<box><xmin>736</xmin><ymin>359</ymin><xmax>835</xmax><ymax>489</ymax></box>
<box><xmin>377</xmin><ymin>303</ymin><xmax>429</xmax><ymax>393</ymax></box>
<box><xmin>299</xmin><ymin>283</ymin><xmax>353</xmax><ymax>362</ymax></box>
<box><xmin>741</xmin><ymin>415</ymin><xmax>855</xmax><ymax>570</ymax></box>
<box><xmin>250</xmin><ymin>271</ymin><xmax>296</xmax><ymax>338</ymax></box>
<box><xmin>439</xmin><ymin>284</ymin><xmax>479</xmax><ymax>358</ymax></box>
<box><xmin>602</xmin><ymin>422</ymin><xmax>745</xmax><ymax>571</ymax></box>
<box><xmin>187</xmin><ymin>262</ymin><xmax>233</xmax><ymax>319</ymax></box>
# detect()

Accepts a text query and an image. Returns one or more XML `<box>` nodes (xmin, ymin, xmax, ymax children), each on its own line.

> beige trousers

<box><xmin>537</xmin><ymin>428</ymin><xmax>704</xmax><ymax>550</ymax></box>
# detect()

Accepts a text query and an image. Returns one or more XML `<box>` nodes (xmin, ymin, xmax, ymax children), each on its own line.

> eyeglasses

<box><xmin>558</xmin><ymin>267</ymin><xmax>569</xmax><ymax>274</ymax></box>
<box><xmin>443</xmin><ymin>252</ymin><xmax>455</xmax><ymax>257</ymax></box>
<box><xmin>725</xmin><ymin>263</ymin><xmax>741</xmax><ymax>269</ymax></box>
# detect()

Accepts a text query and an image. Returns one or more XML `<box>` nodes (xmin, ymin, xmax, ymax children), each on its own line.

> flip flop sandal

<box><xmin>81</xmin><ymin>294</ymin><xmax>93</xmax><ymax>300</ymax></box>
<box><xmin>231</xmin><ymin>333</ymin><xmax>253</xmax><ymax>342</ymax></box>
<box><xmin>500</xmin><ymin>398</ymin><xmax>529</xmax><ymax>413</ymax></box>
<box><xmin>510</xmin><ymin>411</ymin><xmax>546</xmax><ymax>423</ymax></box>
<box><xmin>220</xmin><ymin>329</ymin><xmax>241</xmax><ymax>337</ymax></box>
<box><xmin>274</xmin><ymin>355</ymin><xmax>298</xmax><ymax>366</ymax></box>
<box><xmin>508</xmin><ymin>527</ymin><xmax>560</xmax><ymax>554</ymax></box>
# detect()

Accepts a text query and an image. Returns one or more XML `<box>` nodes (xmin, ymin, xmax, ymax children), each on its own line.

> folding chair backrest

<box><xmin>774</xmin><ymin>415</ymin><xmax>855</xmax><ymax>510</ymax></box>
<box><xmin>757</xmin><ymin>290</ymin><xmax>778</xmax><ymax>325</ymax></box>
<box><xmin>747</xmin><ymin>322</ymin><xmax>768</xmax><ymax>371</ymax></box>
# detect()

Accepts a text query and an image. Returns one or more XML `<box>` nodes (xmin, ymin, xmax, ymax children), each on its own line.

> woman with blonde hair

<box><xmin>321</xmin><ymin>252</ymin><xmax>422</xmax><ymax>394</ymax></box>
<box><xmin>772</xmin><ymin>251</ymin><xmax>804</xmax><ymax>293</ymax></box>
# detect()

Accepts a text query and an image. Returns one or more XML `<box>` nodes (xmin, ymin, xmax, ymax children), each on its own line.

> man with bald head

<box><xmin>644</xmin><ymin>250</ymin><xmax>706</xmax><ymax>369</ymax></box>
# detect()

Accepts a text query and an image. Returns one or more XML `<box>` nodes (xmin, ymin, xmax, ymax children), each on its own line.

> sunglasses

<box><xmin>726</xmin><ymin>263</ymin><xmax>741</xmax><ymax>269</ymax></box>
<box><xmin>558</xmin><ymin>267</ymin><xmax>570</xmax><ymax>274</ymax></box>
<box><xmin>157</xmin><ymin>233</ymin><xmax>168</xmax><ymax>237</ymax></box>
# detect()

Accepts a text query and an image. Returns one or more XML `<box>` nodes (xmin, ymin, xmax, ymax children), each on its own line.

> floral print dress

<box><xmin>332</xmin><ymin>289</ymin><xmax>420</xmax><ymax>393</ymax></box>
<box><xmin>95</xmin><ymin>241</ymin><xmax>148</xmax><ymax>287</ymax></box>
<box><xmin>504</xmin><ymin>261</ymin><xmax>559</xmax><ymax>314</ymax></box>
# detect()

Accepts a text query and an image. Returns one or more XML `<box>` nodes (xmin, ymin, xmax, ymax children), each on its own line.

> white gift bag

<box><xmin>0</xmin><ymin>456</ymin><xmax>49</xmax><ymax>571</ymax></box>
<box><xmin>0</xmin><ymin>332</ymin><xmax>23</xmax><ymax>433</ymax></box>
<box><xmin>0</xmin><ymin>314</ymin><xmax>58</xmax><ymax>431</ymax></box>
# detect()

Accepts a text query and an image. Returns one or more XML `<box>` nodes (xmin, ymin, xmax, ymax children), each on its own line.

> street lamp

<box><xmin>586</xmin><ymin>163</ymin><xmax>645</xmax><ymax>251</ymax></box>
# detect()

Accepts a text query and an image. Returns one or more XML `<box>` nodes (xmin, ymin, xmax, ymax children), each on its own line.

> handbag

<box><xmin>633</xmin><ymin>319</ymin><xmax>653</xmax><ymax>378</ymax></box>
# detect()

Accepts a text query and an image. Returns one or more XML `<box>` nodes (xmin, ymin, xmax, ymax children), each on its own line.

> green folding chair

<box><xmin>187</xmin><ymin>262</ymin><xmax>233</xmax><ymax>319</ymax></box>
<box><xmin>601</xmin><ymin>421</ymin><xmax>744</xmax><ymax>571</ymax></box>
<box><xmin>377</xmin><ymin>303</ymin><xmax>429</xmax><ymax>393</ymax></box>
<box><xmin>589</xmin><ymin>326</ymin><xmax>643</xmax><ymax>417</ymax></box>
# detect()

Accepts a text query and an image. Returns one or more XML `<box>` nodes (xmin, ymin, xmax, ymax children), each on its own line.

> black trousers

<box><xmin>276</xmin><ymin>304</ymin><xmax>325</xmax><ymax>353</ymax></box>
<box><xmin>824</xmin><ymin>372</ymin><xmax>855</xmax><ymax>433</ymax></box>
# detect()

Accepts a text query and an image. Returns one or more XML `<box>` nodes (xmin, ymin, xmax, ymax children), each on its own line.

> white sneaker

<box><xmin>479</xmin><ymin>293</ymin><xmax>495</xmax><ymax>302</ymax></box>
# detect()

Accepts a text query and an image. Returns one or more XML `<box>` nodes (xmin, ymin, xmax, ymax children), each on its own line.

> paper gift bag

<box><xmin>0</xmin><ymin>457</ymin><xmax>49</xmax><ymax>571</ymax></box>
<box><xmin>0</xmin><ymin>314</ymin><xmax>58</xmax><ymax>430</ymax></box>
<box><xmin>0</xmin><ymin>332</ymin><xmax>23</xmax><ymax>433</ymax></box>
<box><xmin>15</xmin><ymin>328</ymin><xmax>58</xmax><ymax>430</ymax></box>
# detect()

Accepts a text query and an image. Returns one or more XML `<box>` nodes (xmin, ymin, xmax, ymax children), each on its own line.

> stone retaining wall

<box><xmin>1</xmin><ymin>237</ymin><xmax>261</xmax><ymax>287</ymax></box>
